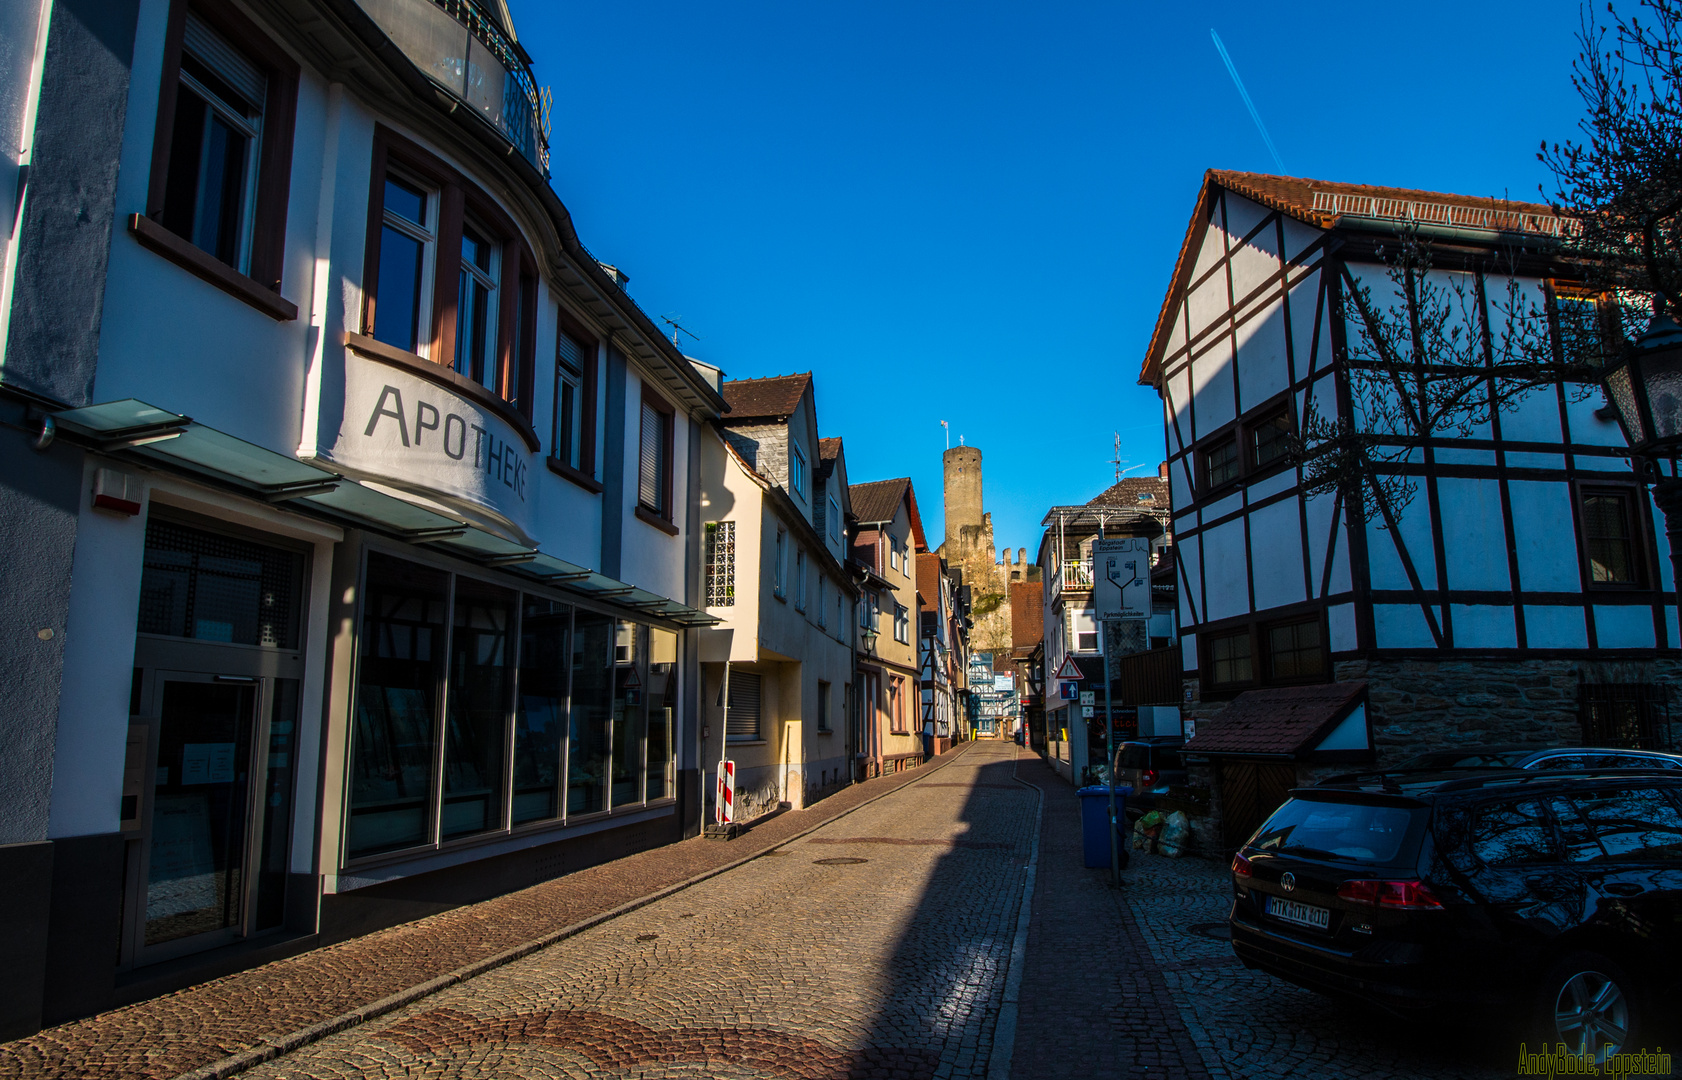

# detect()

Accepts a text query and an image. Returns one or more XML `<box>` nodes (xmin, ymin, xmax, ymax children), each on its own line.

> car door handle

<box><xmin>1602</xmin><ymin>882</ymin><xmax>1644</xmax><ymax>897</ymax></box>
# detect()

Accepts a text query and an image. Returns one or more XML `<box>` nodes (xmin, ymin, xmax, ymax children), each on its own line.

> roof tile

<box><xmin>1182</xmin><ymin>681</ymin><xmax>1368</xmax><ymax>757</ymax></box>
<box><xmin>721</xmin><ymin>373</ymin><xmax>811</xmax><ymax>422</ymax></box>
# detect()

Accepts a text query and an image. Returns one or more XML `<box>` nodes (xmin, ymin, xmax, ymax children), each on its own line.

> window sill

<box><xmin>635</xmin><ymin>505</ymin><xmax>679</xmax><ymax>535</ymax></box>
<box><xmin>547</xmin><ymin>456</ymin><xmax>603</xmax><ymax>493</ymax></box>
<box><xmin>343</xmin><ymin>332</ymin><xmax>541</xmax><ymax>452</ymax></box>
<box><xmin>726</xmin><ymin>738</ymin><xmax>767</xmax><ymax>747</ymax></box>
<box><xmin>816</xmin><ymin>728</ymin><xmax>834</xmax><ymax>736</ymax></box>
<box><xmin>129</xmin><ymin>214</ymin><xmax>298</xmax><ymax>321</ymax></box>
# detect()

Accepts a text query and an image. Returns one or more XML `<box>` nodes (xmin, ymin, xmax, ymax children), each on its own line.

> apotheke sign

<box><xmin>311</xmin><ymin>353</ymin><xmax>536</xmax><ymax>541</ymax></box>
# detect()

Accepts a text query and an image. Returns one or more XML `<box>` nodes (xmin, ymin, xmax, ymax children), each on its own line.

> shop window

<box><xmin>441</xmin><ymin>577</ymin><xmax>515</xmax><ymax>840</ymax></box>
<box><xmin>1580</xmin><ymin>487</ymin><xmax>1646</xmax><ymax>586</ymax></box>
<box><xmin>347</xmin><ymin>553</ymin><xmax>449</xmax><ymax>858</ymax></box>
<box><xmin>1265</xmin><ymin>617</ymin><xmax>1326</xmax><ymax>681</ymax></box>
<box><xmin>818</xmin><ymin>680</ymin><xmax>832</xmax><ymax>731</ymax></box>
<box><xmin>147</xmin><ymin>3</ymin><xmax>298</xmax><ymax>292</ymax></box>
<box><xmin>552</xmin><ymin>321</ymin><xmax>597</xmax><ymax>476</ymax></box>
<box><xmin>1250</xmin><ymin>408</ymin><xmax>1292</xmax><ymax>470</ymax></box>
<box><xmin>138</xmin><ymin>517</ymin><xmax>304</xmax><ymax>649</ymax></box>
<box><xmin>1206</xmin><ymin>628</ymin><xmax>1254</xmax><ymax>687</ymax></box>
<box><xmin>645</xmin><ymin>629</ymin><xmax>677</xmax><ymax>801</ymax></box>
<box><xmin>362</xmin><ymin>128</ymin><xmax>536</xmax><ymax>417</ymax></box>
<box><xmin>727</xmin><ymin>670</ymin><xmax>762</xmax><ymax>741</ymax></box>
<box><xmin>704</xmin><ymin>521</ymin><xmax>736</xmax><ymax>607</ymax></box>
<box><xmin>611</xmin><ymin>622</ymin><xmax>645</xmax><ymax>809</ymax></box>
<box><xmin>568</xmin><ymin>609</ymin><xmax>614</xmax><ymax>815</ymax></box>
<box><xmin>1203</xmin><ymin>436</ymin><xmax>1239</xmax><ymax>490</ymax></box>
<box><xmin>638</xmin><ymin>390</ymin><xmax>674</xmax><ymax>520</ymax></box>
<box><xmin>513</xmin><ymin>596</ymin><xmax>570</xmax><ymax>825</ymax></box>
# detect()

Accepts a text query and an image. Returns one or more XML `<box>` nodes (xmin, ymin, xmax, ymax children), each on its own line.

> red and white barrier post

<box><xmin>716</xmin><ymin>759</ymin><xmax>735</xmax><ymax>825</ymax></box>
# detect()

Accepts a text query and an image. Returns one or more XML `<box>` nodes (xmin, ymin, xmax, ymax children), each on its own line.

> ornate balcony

<box><xmin>357</xmin><ymin>0</ymin><xmax>550</xmax><ymax>174</ymax></box>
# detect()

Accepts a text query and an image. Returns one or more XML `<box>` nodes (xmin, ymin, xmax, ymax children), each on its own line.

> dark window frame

<box><xmin>1200</xmin><ymin>434</ymin><xmax>1240</xmax><ymax>493</ymax></box>
<box><xmin>1572</xmin><ymin>480</ymin><xmax>1654</xmax><ymax>591</ymax></box>
<box><xmin>361</xmin><ymin>126</ymin><xmax>537</xmax><ymax>422</ymax></box>
<box><xmin>142</xmin><ymin>0</ymin><xmax>299</xmax><ymax>305</ymax></box>
<box><xmin>548</xmin><ymin>309</ymin><xmax>600</xmax><ymax>488</ymax></box>
<box><xmin>1261</xmin><ymin>613</ymin><xmax>1329</xmax><ymax>684</ymax></box>
<box><xmin>1248</xmin><ymin>405</ymin><xmax>1294</xmax><ymax>473</ymax></box>
<box><xmin>1203</xmin><ymin>626</ymin><xmax>1257</xmax><ymax>689</ymax></box>
<box><xmin>636</xmin><ymin>385</ymin><xmax>676</xmax><ymax>524</ymax></box>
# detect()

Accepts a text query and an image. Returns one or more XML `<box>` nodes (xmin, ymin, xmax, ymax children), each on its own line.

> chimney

<box><xmin>1158</xmin><ymin>461</ymin><xmax>1168</xmax><ymax>480</ymax></box>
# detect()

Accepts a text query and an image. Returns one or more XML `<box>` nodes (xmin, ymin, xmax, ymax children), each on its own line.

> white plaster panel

<box><xmin>1315</xmin><ymin>704</ymin><xmax>1368</xmax><ymax>751</ymax></box>
<box><xmin>1497</xmin><ymin>386</ymin><xmax>1563</xmax><ymax>445</ymax></box>
<box><xmin>1287</xmin><ymin>270</ymin><xmax>1324</xmax><ymax>373</ymax></box>
<box><xmin>1182</xmin><ymin>632</ymin><xmax>1199</xmax><ymax>673</ymax></box>
<box><xmin>1227</xmin><ymin>238</ymin><xmax>1279</xmax><ymax>302</ymax></box>
<box><xmin>1205</xmin><ymin>488</ymin><xmax>1242</xmax><ymax>522</ymax></box>
<box><xmin>1197</xmin><ymin>336</ymin><xmax>1237</xmax><ymax>434</ymax></box>
<box><xmin>1450</xmin><ymin>604</ymin><xmax>1518</xmax><ymax>649</ymax></box>
<box><xmin>1432</xmin><ymin>448</ymin><xmax>1497</xmax><ymax>468</ymax></box>
<box><xmin>1166</xmin><ymin>310</ymin><xmax>1186</xmax><ymax>358</ymax></box>
<box><xmin>1564</xmin><ymin>394</ymin><xmax>1628</xmax><ymax>447</ymax></box>
<box><xmin>1439</xmin><ymin>478</ymin><xmax>1508</xmax><ymax>591</ymax></box>
<box><xmin>1177</xmin><ymin>533</ymin><xmax>1201</xmax><ymax>621</ymax></box>
<box><xmin>1669</xmin><ymin>607</ymin><xmax>1679</xmax><ymax>649</ymax></box>
<box><xmin>1304</xmin><ymin>491</ymin><xmax>1338</xmax><ymax>595</ymax></box>
<box><xmin>1328</xmin><ymin>602</ymin><xmax>1357</xmax><ymax>651</ymax></box>
<box><xmin>1201</xmin><ymin>519</ymin><xmax>1250</xmax><ymax>622</ymax></box>
<box><xmin>1168</xmin><ymin>367</ymin><xmax>1193</xmax><ymax>444</ymax></box>
<box><xmin>1248</xmin><ymin>499</ymin><xmax>1306</xmax><ymax>611</ymax></box>
<box><xmin>1191</xmin><ymin>217</ymin><xmax>1227</xmax><ymax>280</ymax></box>
<box><xmin>1186</xmin><ymin>275</ymin><xmax>1229</xmax><ymax>342</ymax></box>
<box><xmin>1505</xmin><ymin>452</ymin><xmax>1566</xmax><ymax>472</ymax></box>
<box><xmin>1594</xmin><ymin>605</ymin><xmax>1656</xmax><ymax>648</ymax></box>
<box><xmin>1524</xmin><ymin>605</ymin><xmax>1589</xmax><ymax>649</ymax></box>
<box><xmin>1170</xmin><ymin>462</ymin><xmax>1192</xmax><ymax>512</ymax></box>
<box><xmin>1375</xmin><ymin>604</ymin><xmax>1438</xmax><ymax>648</ymax></box>
<box><xmin>1378</xmin><ymin>496</ymin><xmax>1439</xmax><ymax>590</ymax></box>
<box><xmin>1235</xmin><ymin>300</ymin><xmax>1289</xmax><ymax>415</ymax></box>
<box><xmin>1574</xmin><ymin>455</ymin><xmax>1634</xmax><ymax>472</ymax></box>
<box><xmin>1280</xmin><ymin>219</ymin><xmax>1322</xmax><ymax>263</ymax></box>
<box><xmin>1222</xmin><ymin>194</ymin><xmax>1271</xmax><ymax>245</ymax></box>
<box><xmin>1510</xmin><ymin>480</ymin><xmax>1581</xmax><ymax>592</ymax></box>
<box><xmin>1246</xmin><ymin>468</ymin><xmax>1296</xmax><ymax>502</ymax></box>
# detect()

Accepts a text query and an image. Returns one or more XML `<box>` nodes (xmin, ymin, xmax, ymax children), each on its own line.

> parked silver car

<box><xmin>1394</xmin><ymin>744</ymin><xmax>1682</xmax><ymax>771</ymax></box>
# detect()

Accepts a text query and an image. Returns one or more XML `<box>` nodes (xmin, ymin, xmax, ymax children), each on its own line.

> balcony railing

<box><xmin>358</xmin><ymin>0</ymin><xmax>551</xmax><ymax>175</ymax></box>
<box><xmin>1050</xmin><ymin>558</ymin><xmax>1093</xmax><ymax>602</ymax></box>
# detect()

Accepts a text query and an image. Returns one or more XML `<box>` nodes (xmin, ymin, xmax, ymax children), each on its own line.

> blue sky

<box><xmin>509</xmin><ymin>0</ymin><xmax>1588</xmax><ymax>556</ymax></box>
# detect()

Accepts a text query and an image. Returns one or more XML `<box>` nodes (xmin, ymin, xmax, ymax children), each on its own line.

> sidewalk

<box><xmin>0</xmin><ymin>746</ymin><xmax>970</xmax><ymax>1080</ymax></box>
<box><xmin>1010</xmin><ymin>754</ymin><xmax>1212</xmax><ymax>1080</ymax></box>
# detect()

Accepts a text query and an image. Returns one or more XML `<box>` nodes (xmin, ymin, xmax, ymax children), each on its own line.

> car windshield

<box><xmin>1252</xmin><ymin>798</ymin><xmax>1425</xmax><ymax>864</ymax></box>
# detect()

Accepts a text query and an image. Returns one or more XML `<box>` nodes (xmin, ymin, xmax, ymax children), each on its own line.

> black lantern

<box><xmin>1601</xmin><ymin>314</ymin><xmax>1682</xmax><ymax>456</ymax></box>
<box><xmin>1601</xmin><ymin>313</ymin><xmax>1682</xmax><ymax>591</ymax></box>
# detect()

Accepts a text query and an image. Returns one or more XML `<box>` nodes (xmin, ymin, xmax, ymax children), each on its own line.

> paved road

<box><xmin>248</xmin><ymin>740</ymin><xmax>1038</xmax><ymax>1080</ymax></box>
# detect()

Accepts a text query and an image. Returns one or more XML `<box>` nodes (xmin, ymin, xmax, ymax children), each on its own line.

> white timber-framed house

<box><xmin>1142</xmin><ymin>170</ymin><xmax>1680</xmax><ymax>848</ymax></box>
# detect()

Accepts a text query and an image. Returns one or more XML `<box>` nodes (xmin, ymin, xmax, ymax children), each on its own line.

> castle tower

<box><xmin>943</xmin><ymin>446</ymin><xmax>983</xmax><ymax>552</ymax></box>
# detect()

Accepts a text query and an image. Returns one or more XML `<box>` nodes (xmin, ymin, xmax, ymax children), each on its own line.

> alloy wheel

<box><xmin>1553</xmin><ymin>969</ymin><xmax>1630</xmax><ymax>1065</ymax></box>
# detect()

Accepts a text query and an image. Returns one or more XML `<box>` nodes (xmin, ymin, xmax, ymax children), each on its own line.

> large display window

<box><xmin>345</xmin><ymin>550</ymin><xmax>679</xmax><ymax>863</ymax></box>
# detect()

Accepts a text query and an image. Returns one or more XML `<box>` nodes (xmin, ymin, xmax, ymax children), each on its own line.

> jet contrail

<box><xmin>1210</xmin><ymin>28</ymin><xmax>1286</xmax><ymax>172</ymax></box>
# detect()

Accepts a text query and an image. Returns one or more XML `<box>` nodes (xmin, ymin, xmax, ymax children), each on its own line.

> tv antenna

<box><xmin>1110</xmin><ymin>432</ymin><xmax>1123</xmax><ymax>482</ymax></box>
<box><xmin>659</xmin><ymin>313</ymin><xmax>701</xmax><ymax>349</ymax></box>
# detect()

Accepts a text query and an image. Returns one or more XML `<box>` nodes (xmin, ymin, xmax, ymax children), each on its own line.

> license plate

<box><xmin>1266</xmin><ymin>895</ymin><xmax>1331</xmax><ymax>930</ymax></box>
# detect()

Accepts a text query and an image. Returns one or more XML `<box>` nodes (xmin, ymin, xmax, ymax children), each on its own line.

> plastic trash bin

<box><xmin>1077</xmin><ymin>785</ymin><xmax>1131</xmax><ymax>868</ymax></box>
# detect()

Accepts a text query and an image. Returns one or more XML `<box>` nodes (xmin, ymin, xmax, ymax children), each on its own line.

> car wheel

<box><xmin>1533</xmin><ymin>951</ymin><xmax>1641</xmax><ymax>1066</ymax></box>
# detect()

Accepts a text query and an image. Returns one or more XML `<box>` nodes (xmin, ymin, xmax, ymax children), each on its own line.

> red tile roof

<box><xmin>1182</xmin><ymin>681</ymin><xmax>1368</xmax><ymax>757</ymax></box>
<box><xmin>1088</xmin><ymin>476</ymin><xmax>1169</xmax><ymax>511</ymax></box>
<box><xmin>721</xmin><ymin>373</ymin><xmax>811</xmax><ymax>422</ymax></box>
<box><xmin>1010</xmin><ymin>581</ymin><xmax>1043</xmax><ymax>650</ymax></box>
<box><xmin>1138</xmin><ymin>170</ymin><xmax>1568</xmax><ymax>389</ymax></box>
<box><xmin>818</xmin><ymin>437</ymin><xmax>842</xmax><ymax>461</ymax></box>
<box><xmin>850</xmin><ymin>477</ymin><xmax>928</xmax><ymax>551</ymax></box>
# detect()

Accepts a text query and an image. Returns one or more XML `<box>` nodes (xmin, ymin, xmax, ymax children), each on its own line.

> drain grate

<box><xmin>1189</xmin><ymin>922</ymin><xmax>1232</xmax><ymax>941</ymax></box>
<box><xmin>813</xmin><ymin>857</ymin><xmax>869</xmax><ymax>866</ymax></box>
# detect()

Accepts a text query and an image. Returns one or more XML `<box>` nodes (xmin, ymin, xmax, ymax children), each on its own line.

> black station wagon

<box><xmin>1228</xmin><ymin>769</ymin><xmax>1682</xmax><ymax>1065</ymax></box>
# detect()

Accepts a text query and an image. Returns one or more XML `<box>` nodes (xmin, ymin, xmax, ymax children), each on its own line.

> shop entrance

<box><xmin>121</xmin><ymin>515</ymin><xmax>307</xmax><ymax>968</ymax></box>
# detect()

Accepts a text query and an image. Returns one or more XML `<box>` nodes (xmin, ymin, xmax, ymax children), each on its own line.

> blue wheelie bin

<box><xmin>1077</xmin><ymin>785</ymin><xmax>1131</xmax><ymax>868</ymax></box>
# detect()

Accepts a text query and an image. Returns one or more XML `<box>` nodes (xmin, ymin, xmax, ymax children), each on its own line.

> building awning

<box><xmin>1181</xmin><ymin>681</ymin><xmax>1371</xmax><ymax>761</ymax></box>
<box><xmin>50</xmin><ymin>399</ymin><xmax>718</xmax><ymax>627</ymax></box>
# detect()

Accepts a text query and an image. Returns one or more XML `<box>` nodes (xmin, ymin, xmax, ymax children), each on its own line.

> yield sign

<box><xmin>1052</xmin><ymin>655</ymin><xmax>1083</xmax><ymax>681</ymax></box>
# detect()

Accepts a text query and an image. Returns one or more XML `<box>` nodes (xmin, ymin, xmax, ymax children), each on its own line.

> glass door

<box><xmin>140</xmin><ymin>674</ymin><xmax>259</xmax><ymax>955</ymax></box>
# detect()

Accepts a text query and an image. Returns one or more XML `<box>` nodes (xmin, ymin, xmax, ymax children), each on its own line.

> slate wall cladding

<box><xmin>721</xmin><ymin>424</ymin><xmax>787</xmax><ymax>490</ymax></box>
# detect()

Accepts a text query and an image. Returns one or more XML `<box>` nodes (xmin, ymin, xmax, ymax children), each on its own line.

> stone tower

<box><xmin>939</xmin><ymin>446</ymin><xmax>1014</xmax><ymax>655</ymax></box>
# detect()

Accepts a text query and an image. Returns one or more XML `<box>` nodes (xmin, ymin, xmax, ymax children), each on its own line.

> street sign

<box><xmin>1059</xmin><ymin>682</ymin><xmax>1079</xmax><ymax>700</ymax></box>
<box><xmin>1092</xmin><ymin>537</ymin><xmax>1152</xmax><ymax>620</ymax></box>
<box><xmin>1052</xmin><ymin>655</ymin><xmax>1083</xmax><ymax>681</ymax></box>
<box><xmin>1079</xmin><ymin>690</ymin><xmax>1095</xmax><ymax>706</ymax></box>
<box><xmin>1081</xmin><ymin>705</ymin><xmax>1093</xmax><ymax>718</ymax></box>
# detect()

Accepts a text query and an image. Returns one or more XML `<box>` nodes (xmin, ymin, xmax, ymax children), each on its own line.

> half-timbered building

<box><xmin>1142</xmin><ymin>170</ymin><xmax>1681</xmax><ymax>848</ymax></box>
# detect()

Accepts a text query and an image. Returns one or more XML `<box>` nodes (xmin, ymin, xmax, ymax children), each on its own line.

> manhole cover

<box><xmin>636</xmin><ymin>933</ymin><xmax>659</xmax><ymax>942</ymax></box>
<box><xmin>813</xmin><ymin>857</ymin><xmax>869</xmax><ymax>866</ymax></box>
<box><xmin>1189</xmin><ymin>922</ymin><xmax>1232</xmax><ymax>941</ymax></box>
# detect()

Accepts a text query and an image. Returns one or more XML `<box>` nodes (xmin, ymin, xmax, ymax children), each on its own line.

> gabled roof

<box><xmin>1138</xmin><ymin>170</ymin><xmax>1569</xmax><ymax>389</ymax></box>
<box><xmin>818</xmin><ymin>437</ymin><xmax>842</xmax><ymax>461</ymax></box>
<box><xmin>721</xmin><ymin>373</ymin><xmax>812</xmax><ymax>423</ymax></box>
<box><xmin>1010</xmin><ymin>580</ymin><xmax>1043</xmax><ymax>650</ymax></box>
<box><xmin>1182</xmin><ymin>681</ymin><xmax>1368</xmax><ymax>758</ymax></box>
<box><xmin>850</xmin><ymin>477</ymin><xmax>929</xmax><ymax>551</ymax></box>
<box><xmin>1087</xmin><ymin>476</ymin><xmax>1170</xmax><ymax>511</ymax></box>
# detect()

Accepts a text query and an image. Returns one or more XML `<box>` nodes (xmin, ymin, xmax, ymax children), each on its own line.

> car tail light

<box><xmin>1231</xmin><ymin>852</ymin><xmax>1254</xmax><ymax>879</ymax></box>
<box><xmin>1336</xmin><ymin>878</ymin><xmax>1444</xmax><ymax>910</ymax></box>
<box><xmin>1142</xmin><ymin>769</ymin><xmax>1159</xmax><ymax>788</ymax></box>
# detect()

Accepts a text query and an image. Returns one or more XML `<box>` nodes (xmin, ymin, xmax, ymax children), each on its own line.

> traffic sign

<box><xmin>1052</xmin><ymin>655</ymin><xmax>1082</xmax><ymax>681</ymax></box>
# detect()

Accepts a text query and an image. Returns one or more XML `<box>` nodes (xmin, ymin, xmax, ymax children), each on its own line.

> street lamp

<box><xmin>860</xmin><ymin>625</ymin><xmax>879</xmax><ymax>653</ymax></box>
<box><xmin>1599</xmin><ymin>313</ymin><xmax>1682</xmax><ymax>592</ymax></box>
